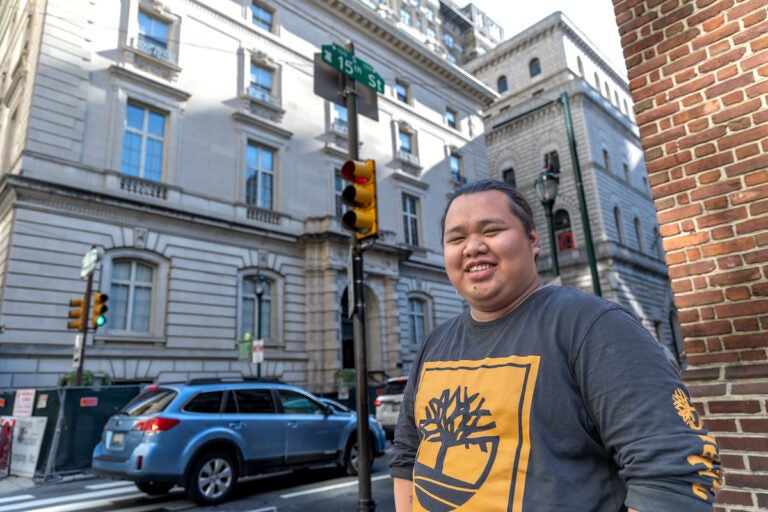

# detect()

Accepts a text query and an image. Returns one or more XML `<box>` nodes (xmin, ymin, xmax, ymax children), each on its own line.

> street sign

<box><xmin>314</xmin><ymin>54</ymin><xmax>378</xmax><ymax>121</ymax></box>
<box><xmin>252</xmin><ymin>339</ymin><xmax>264</xmax><ymax>364</ymax></box>
<box><xmin>321</xmin><ymin>44</ymin><xmax>385</xmax><ymax>94</ymax></box>
<box><xmin>80</xmin><ymin>248</ymin><xmax>101</xmax><ymax>279</ymax></box>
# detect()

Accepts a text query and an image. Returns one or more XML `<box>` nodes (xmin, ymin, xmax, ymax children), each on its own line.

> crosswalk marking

<box><xmin>0</xmin><ymin>497</ymin><xmax>33</xmax><ymax>506</ymax></box>
<box><xmin>0</xmin><ymin>486</ymin><xmax>142</xmax><ymax>512</ymax></box>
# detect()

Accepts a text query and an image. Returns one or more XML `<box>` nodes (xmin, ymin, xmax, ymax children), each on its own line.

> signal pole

<box><xmin>344</xmin><ymin>41</ymin><xmax>375</xmax><ymax>512</ymax></box>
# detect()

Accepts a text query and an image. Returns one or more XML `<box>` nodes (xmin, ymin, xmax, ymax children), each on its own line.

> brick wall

<box><xmin>613</xmin><ymin>0</ymin><xmax>768</xmax><ymax>510</ymax></box>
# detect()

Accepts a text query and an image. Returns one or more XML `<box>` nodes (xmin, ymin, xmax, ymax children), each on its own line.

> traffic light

<box><xmin>67</xmin><ymin>296</ymin><xmax>86</xmax><ymax>330</ymax></box>
<box><xmin>92</xmin><ymin>292</ymin><xmax>108</xmax><ymax>328</ymax></box>
<box><xmin>340</xmin><ymin>159</ymin><xmax>378</xmax><ymax>240</ymax></box>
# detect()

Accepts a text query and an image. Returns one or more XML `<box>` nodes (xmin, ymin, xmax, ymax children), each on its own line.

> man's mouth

<box><xmin>468</xmin><ymin>264</ymin><xmax>494</xmax><ymax>273</ymax></box>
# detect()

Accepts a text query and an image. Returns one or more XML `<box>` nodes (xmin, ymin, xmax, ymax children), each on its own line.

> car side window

<box><xmin>183</xmin><ymin>391</ymin><xmax>224</xmax><ymax>413</ymax></box>
<box><xmin>278</xmin><ymin>389</ymin><xmax>323</xmax><ymax>415</ymax></box>
<box><xmin>234</xmin><ymin>388</ymin><xmax>276</xmax><ymax>413</ymax></box>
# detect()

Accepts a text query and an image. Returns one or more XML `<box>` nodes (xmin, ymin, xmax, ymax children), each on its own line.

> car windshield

<box><xmin>121</xmin><ymin>387</ymin><xmax>177</xmax><ymax>416</ymax></box>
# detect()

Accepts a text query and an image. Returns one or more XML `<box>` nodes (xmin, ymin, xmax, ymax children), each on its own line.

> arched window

<box><xmin>614</xmin><ymin>207</ymin><xmax>624</xmax><ymax>245</ymax></box>
<box><xmin>554</xmin><ymin>209</ymin><xmax>574</xmax><ymax>251</ymax></box>
<box><xmin>576</xmin><ymin>56</ymin><xmax>584</xmax><ymax>76</ymax></box>
<box><xmin>634</xmin><ymin>217</ymin><xmax>645</xmax><ymax>253</ymax></box>
<box><xmin>110</xmin><ymin>260</ymin><xmax>155</xmax><ymax>333</ymax></box>
<box><xmin>497</xmin><ymin>75</ymin><xmax>508</xmax><ymax>93</ymax></box>
<box><xmin>408</xmin><ymin>298</ymin><xmax>426</xmax><ymax>346</ymax></box>
<box><xmin>241</xmin><ymin>274</ymin><xmax>273</xmax><ymax>340</ymax></box>
<box><xmin>529</xmin><ymin>58</ymin><xmax>541</xmax><ymax>77</ymax></box>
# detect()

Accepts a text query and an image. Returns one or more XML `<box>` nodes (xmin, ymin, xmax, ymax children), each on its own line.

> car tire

<box><xmin>343</xmin><ymin>434</ymin><xmax>374</xmax><ymax>476</ymax></box>
<box><xmin>135</xmin><ymin>481</ymin><xmax>174</xmax><ymax>496</ymax></box>
<box><xmin>186</xmin><ymin>450</ymin><xmax>238</xmax><ymax>506</ymax></box>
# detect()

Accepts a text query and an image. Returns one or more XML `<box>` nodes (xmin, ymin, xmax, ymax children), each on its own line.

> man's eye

<box><xmin>446</xmin><ymin>236</ymin><xmax>464</xmax><ymax>244</ymax></box>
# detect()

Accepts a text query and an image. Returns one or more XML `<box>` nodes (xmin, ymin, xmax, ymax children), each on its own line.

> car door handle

<box><xmin>287</xmin><ymin>421</ymin><xmax>299</xmax><ymax>429</ymax></box>
<box><xmin>228</xmin><ymin>422</ymin><xmax>245</xmax><ymax>430</ymax></box>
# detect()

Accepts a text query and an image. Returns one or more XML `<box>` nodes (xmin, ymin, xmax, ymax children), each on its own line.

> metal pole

<box><xmin>544</xmin><ymin>201</ymin><xmax>559</xmax><ymax>277</ymax></box>
<box><xmin>256</xmin><ymin>294</ymin><xmax>262</xmax><ymax>379</ymax></box>
<box><xmin>345</xmin><ymin>41</ymin><xmax>375</xmax><ymax>512</ymax></box>
<box><xmin>75</xmin><ymin>272</ymin><xmax>93</xmax><ymax>386</ymax></box>
<box><xmin>560</xmin><ymin>92</ymin><xmax>601</xmax><ymax>296</ymax></box>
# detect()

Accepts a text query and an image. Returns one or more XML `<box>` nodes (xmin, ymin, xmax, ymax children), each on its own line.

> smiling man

<box><xmin>390</xmin><ymin>180</ymin><xmax>721</xmax><ymax>512</ymax></box>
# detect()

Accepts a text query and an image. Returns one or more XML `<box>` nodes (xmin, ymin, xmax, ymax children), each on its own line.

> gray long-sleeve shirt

<box><xmin>390</xmin><ymin>286</ymin><xmax>720</xmax><ymax>511</ymax></box>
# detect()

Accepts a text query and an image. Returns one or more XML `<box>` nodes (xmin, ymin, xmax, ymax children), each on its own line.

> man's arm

<box><xmin>394</xmin><ymin>477</ymin><xmax>413</xmax><ymax>512</ymax></box>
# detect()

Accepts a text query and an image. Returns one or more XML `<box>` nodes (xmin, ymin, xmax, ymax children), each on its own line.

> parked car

<box><xmin>374</xmin><ymin>376</ymin><xmax>408</xmax><ymax>439</ymax></box>
<box><xmin>92</xmin><ymin>379</ymin><xmax>386</xmax><ymax>505</ymax></box>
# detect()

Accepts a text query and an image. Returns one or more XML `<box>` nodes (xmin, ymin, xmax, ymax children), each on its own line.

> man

<box><xmin>390</xmin><ymin>180</ymin><xmax>721</xmax><ymax>511</ymax></box>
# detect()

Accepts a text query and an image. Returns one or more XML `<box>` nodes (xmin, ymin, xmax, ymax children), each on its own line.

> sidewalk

<box><xmin>0</xmin><ymin>475</ymin><xmax>36</xmax><ymax>496</ymax></box>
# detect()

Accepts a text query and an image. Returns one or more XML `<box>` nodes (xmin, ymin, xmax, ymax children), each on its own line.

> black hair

<box><xmin>441</xmin><ymin>179</ymin><xmax>536</xmax><ymax>239</ymax></box>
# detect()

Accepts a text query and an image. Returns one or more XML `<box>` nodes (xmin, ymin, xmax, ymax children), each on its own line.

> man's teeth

<box><xmin>469</xmin><ymin>264</ymin><xmax>492</xmax><ymax>272</ymax></box>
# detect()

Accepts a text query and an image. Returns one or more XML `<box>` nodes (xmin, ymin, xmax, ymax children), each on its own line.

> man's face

<box><xmin>443</xmin><ymin>190</ymin><xmax>541</xmax><ymax>321</ymax></box>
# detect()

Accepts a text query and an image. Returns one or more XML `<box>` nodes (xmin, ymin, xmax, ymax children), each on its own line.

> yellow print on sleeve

<box><xmin>412</xmin><ymin>356</ymin><xmax>540</xmax><ymax>512</ymax></box>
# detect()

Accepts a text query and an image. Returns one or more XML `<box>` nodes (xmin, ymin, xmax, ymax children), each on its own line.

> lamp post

<box><xmin>534</xmin><ymin>171</ymin><xmax>560</xmax><ymax>277</ymax></box>
<box><xmin>255</xmin><ymin>274</ymin><xmax>266</xmax><ymax>379</ymax></box>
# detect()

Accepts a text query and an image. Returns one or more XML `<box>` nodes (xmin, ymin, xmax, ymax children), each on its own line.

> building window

<box><xmin>544</xmin><ymin>151</ymin><xmax>560</xmax><ymax>173</ymax></box>
<box><xmin>246</xmin><ymin>142</ymin><xmax>275</xmax><ymax>209</ymax></box>
<box><xmin>603</xmin><ymin>149</ymin><xmax>612</xmax><ymax>174</ymax></box>
<box><xmin>121</xmin><ymin>102</ymin><xmax>166</xmax><ymax>182</ymax></box>
<box><xmin>594</xmin><ymin>72</ymin><xmax>600</xmax><ymax>90</ymax></box>
<box><xmin>424</xmin><ymin>7</ymin><xmax>434</xmax><ymax>21</ymax></box>
<box><xmin>445</xmin><ymin>108</ymin><xmax>457</xmax><ymax>129</ymax></box>
<box><xmin>400</xmin><ymin>8</ymin><xmax>411</xmax><ymax>25</ymax></box>
<box><xmin>446</xmin><ymin>53</ymin><xmax>456</xmax><ymax>64</ymax></box>
<box><xmin>402</xmin><ymin>194</ymin><xmax>420</xmax><ymax>246</ymax></box>
<box><xmin>241</xmin><ymin>275</ymin><xmax>272</xmax><ymax>340</ymax></box>
<box><xmin>138</xmin><ymin>10</ymin><xmax>169</xmax><ymax>52</ymax></box>
<box><xmin>399</xmin><ymin>132</ymin><xmax>413</xmax><ymax>154</ymax></box>
<box><xmin>614</xmin><ymin>207</ymin><xmax>624</xmax><ymax>245</ymax></box>
<box><xmin>426</xmin><ymin>27</ymin><xmax>436</xmax><ymax>40</ymax></box>
<box><xmin>249</xmin><ymin>62</ymin><xmax>275</xmax><ymax>103</ymax></box>
<box><xmin>251</xmin><ymin>2</ymin><xmax>274</xmax><ymax>31</ymax></box>
<box><xmin>502</xmin><ymin>168</ymin><xmax>516</xmax><ymax>188</ymax></box>
<box><xmin>497</xmin><ymin>75</ymin><xmax>508</xmax><ymax>93</ymax></box>
<box><xmin>408</xmin><ymin>298</ymin><xmax>426</xmax><ymax>346</ymax></box>
<box><xmin>529</xmin><ymin>58</ymin><xmax>541</xmax><ymax>77</ymax></box>
<box><xmin>395</xmin><ymin>80</ymin><xmax>409</xmax><ymax>103</ymax></box>
<box><xmin>110</xmin><ymin>260</ymin><xmax>154</xmax><ymax>333</ymax></box>
<box><xmin>450</xmin><ymin>153</ymin><xmax>464</xmax><ymax>184</ymax></box>
<box><xmin>634</xmin><ymin>217</ymin><xmax>645</xmax><ymax>253</ymax></box>
<box><xmin>443</xmin><ymin>34</ymin><xmax>454</xmax><ymax>48</ymax></box>
<box><xmin>334</xmin><ymin>168</ymin><xmax>344</xmax><ymax>218</ymax></box>
<box><xmin>623</xmin><ymin>163</ymin><xmax>630</xmax><ymax>182</ymax></box>
<box><xmin>577</xmin><ymin>56</ymin><xmax>584</xmax><ymax>76</ymax></box>
<box><xmin>332</xmin><ymin>104</ymin><xmax>348</xmax><ymax>135</ymax></box>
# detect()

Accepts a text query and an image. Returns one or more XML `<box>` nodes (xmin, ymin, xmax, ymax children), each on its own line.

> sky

<box><xmin>466</xmin><ymin>0</ymin><xmax>627</xmax><ymax>76</ymax></box>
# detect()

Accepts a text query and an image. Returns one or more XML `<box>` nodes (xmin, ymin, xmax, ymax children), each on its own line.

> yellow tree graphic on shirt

<box><xmin>419</xmin><ymin>386</ymin><xmax>497</xmax><ymax>473</ymax></box>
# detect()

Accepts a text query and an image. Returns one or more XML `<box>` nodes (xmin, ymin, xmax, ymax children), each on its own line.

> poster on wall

<box><xmin>12</xmin><ymin>390</ymin><xmax>35</xmax><ymax>417</ymax></box>
<box><xmin>10</xmin><ymin>416</ymin><xmax>47</xmax><ymax>477</ymax></box>
<box><xmin>0</xmin><ymin>417</ymin><xmax>15</xmax><ymax>476</ymax></box>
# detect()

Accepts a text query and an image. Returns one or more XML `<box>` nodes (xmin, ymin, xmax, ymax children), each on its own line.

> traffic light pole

<box><xmin>345</xmin><ymin>41</ymin><xmax>375</xmax><ymax>512</ymax></box>
<box><xmin>75</xmin><ymin>271</ymin><xmax>93</xmax><ymax>386</ymax></box>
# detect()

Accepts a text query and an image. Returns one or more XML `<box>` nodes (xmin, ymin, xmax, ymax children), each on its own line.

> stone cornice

<box><xmin>315</xmin><ymin>0</ymin><xmax>498</xmax><ymax>105</ymax></box>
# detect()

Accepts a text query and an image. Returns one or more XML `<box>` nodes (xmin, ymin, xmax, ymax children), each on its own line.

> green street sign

<box><xmin>321</xmin><ymin>44</ymin><xmax>385</xmax><ymax>94</ymax></box>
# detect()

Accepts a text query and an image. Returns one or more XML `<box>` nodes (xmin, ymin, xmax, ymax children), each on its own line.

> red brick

<box><xmin>750</xmin><ymin>456</ymin><xmax>768</xmax><ymax>471</ymax></box>
<box><xmin>715</xmin><ymin>489</ymin><xmax>757</xmax><ymax>506</ymax></box>
<box><xmin>732</xmin><ymin>381</ymin><xmax>768</xmax><ymax>395</ymax></box>
<box><xmin>722</xmin><ymin>472</ymin><xmax>768</xmax><ymax>490</ymax></box>
<box><xmin>717</xmin><ymin>435</ymin><xmax>768</xmax><ymax>452</ymax></box>
<box><xmin>725</xmin><ymin>363</ymin><xmax>768</xmax><ymax>379</ymax></box>
<box><xmin>708</xmin><ymin>399</ymin><xmax>762</xmax><ymax>414</ymax></box>
<box><xmin>696</xmin><ymin>206</ymin><xmax>748</xmax><ymax>229</ymax></box>
<box><xmin>723</xmin><ymin>333</ymin><xmax>768</xmax><ymax>350</ymax></box>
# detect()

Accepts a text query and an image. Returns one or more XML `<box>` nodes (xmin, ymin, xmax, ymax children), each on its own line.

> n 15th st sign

<box><xmin>321</xmin><ymin>44</ymin><xmax>385</xmax><ymax>94</ymax></box>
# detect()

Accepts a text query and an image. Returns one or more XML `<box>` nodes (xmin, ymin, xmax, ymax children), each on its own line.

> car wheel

<box><xmin>186</xmin><ymin>450</ymin><xmax>238</xmax><ymax>506</ymax></box>
<box><xmin>344</xmin><ymin>435</ymin><xmax>374</xmax><ymax>476</ymax></box>
<box><xmin>135</xmin><ymin>481</ymin><xmax>174</xmax><ymax>496</ymax></box>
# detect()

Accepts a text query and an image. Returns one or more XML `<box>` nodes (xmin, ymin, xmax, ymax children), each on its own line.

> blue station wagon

<box><xmin>92</xmin><ymin>379</ymin><xmax>386</xmax><ymax>505</ymax></box>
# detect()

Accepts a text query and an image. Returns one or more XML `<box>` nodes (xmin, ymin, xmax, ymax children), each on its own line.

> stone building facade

<box><xmin>0</xmin><ymin>0</ymin><xmax>496</xmax><ymax>390</ymax></box>
<box><xmin>467</xmin><ymin>12</ymin><xmax>683</xmax><ymax>362</ymax></box>
<box><xmin>613</xmin><ymin>1</ymin><xmax>768</xmax><ymax>510</ymax></box>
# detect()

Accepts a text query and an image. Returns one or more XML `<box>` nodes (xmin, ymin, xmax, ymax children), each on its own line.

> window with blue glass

<box><xmin>246</xmin><ymin>142</ymin><xmax>275</xmax><ymax>209</ymax></box>
<box><xmin>138</xmin><ymin>11</ymin><xmax>169</xmax><ymax>50</ymax></box>
<box><xmin>251</xmin><ymin>2</ymin><xmax>274</xmax><ymax>31</ymax></box>
<box><xmin>529</xmin><ymin>58</ymin><xmax>541</xmax><ymax>77</ymax></box>
<box><xmin>121</xmin><ymin>102</ymin><xmax>166</xmax><ymax>181</ymax></box>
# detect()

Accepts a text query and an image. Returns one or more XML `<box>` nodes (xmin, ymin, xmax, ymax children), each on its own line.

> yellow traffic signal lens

<box><xmin>340</xmin><ymin>159</ymin><xmax>378</xmax><ymax>240</ymax></box>
<box><xmin>92</xmin><ymin>292</ymin><xmax>109</xmax><ymax>328</ymax></box>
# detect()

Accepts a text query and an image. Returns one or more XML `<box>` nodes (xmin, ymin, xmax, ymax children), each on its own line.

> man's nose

<box><xmin>463</xmin><ymin>235</ymin><xmax>487</xmax><ymax>257</ymax></box>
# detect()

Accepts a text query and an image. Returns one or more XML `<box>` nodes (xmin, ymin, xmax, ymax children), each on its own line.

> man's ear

<box><xmin>529</xmin><ymin>228</ymin><xmax>541</xmax><ymax>256</ymax></box>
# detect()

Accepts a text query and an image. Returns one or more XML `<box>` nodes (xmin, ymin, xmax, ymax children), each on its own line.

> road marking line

<box><xmin>0</xmin><ymin>487</ymin><xmax>142</xmax><ymax>512</ymax></box>
<box><xmin>279</xmin><ymin>474</ymin><xmax>390</xmax><ymax>499</ymax></box>
<box><xmin>85</xmin><ymin>481</ymin><xmax>136</xmax><ymax>490</ymax></box>
<box><xmin>0</xmin><ymin>497</ymin><xmax>33</xmax><ymax>506</ymax></box>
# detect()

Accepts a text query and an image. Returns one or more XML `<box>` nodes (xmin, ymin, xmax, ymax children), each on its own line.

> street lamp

<box><xmin>534</xmin><ymin>171</ymin><xmax>560</xmax><ymax>277</ymax></box>
<box><xmin>255</xmin><ymin>274</ymin><xmax>266</xmax><ymax>379</ymax></box>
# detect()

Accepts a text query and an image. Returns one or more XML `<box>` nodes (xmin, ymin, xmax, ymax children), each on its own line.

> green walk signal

<box><xmin>92</xmin><ymin>292</ymin><xmax>108</xmax><ymax>328</ymax></box>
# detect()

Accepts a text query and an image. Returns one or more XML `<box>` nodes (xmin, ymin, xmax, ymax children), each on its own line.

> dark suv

<box><xmin>92</xmin><ymin>380</ymin><xmax>386</xmax><ymax>505</ymax></box>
